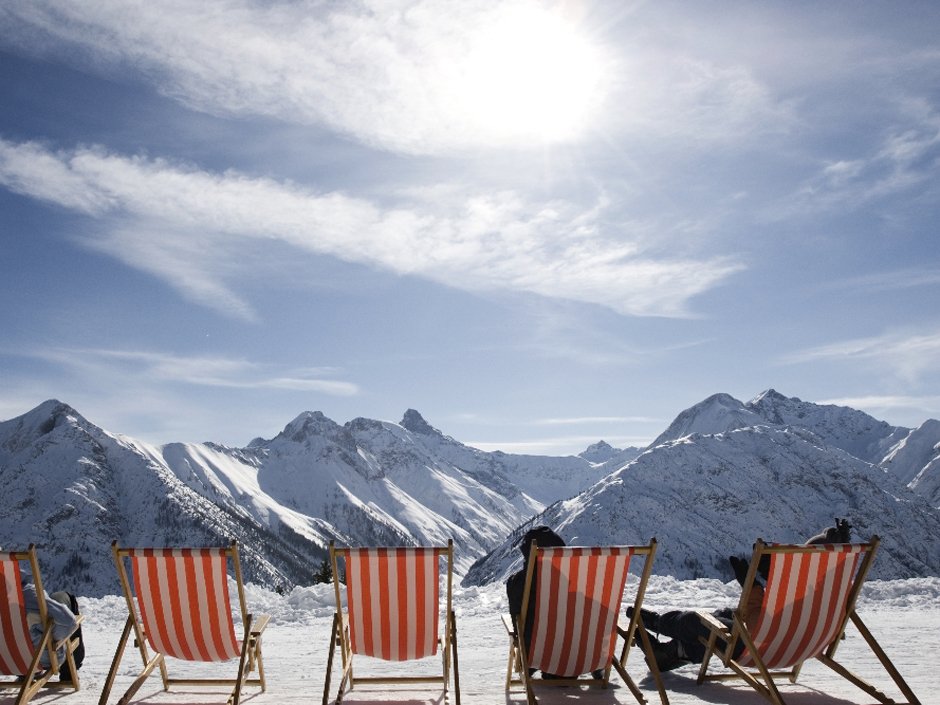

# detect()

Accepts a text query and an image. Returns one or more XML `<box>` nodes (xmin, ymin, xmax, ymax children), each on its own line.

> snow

<box><xmin>24</xmin><ymin>576</ymin><xmax>938</xmax><ymax>705</ymax></box>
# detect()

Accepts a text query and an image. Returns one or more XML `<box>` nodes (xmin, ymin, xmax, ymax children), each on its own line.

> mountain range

<box><xmin>466</xmin><ymin>390</ymin><xmax>940</xmax><ymax>585</ymax></box>
<box><xmin>1</xmin><ymin>390</ymin><xmax>938</xmax><ymax>597</ymax></box>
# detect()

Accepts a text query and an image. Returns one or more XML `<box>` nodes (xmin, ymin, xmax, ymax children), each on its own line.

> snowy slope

<box><xmin>465</xmin><ymin>424</ymin><xmax>940</xmax><ymax>586</ymax></box>
<box><xmin>880</xmin><ymin>419</ymin><xmax>940</xmax><ymax>500</ymax></box>
<box><xmin>0</xmin><ymin>402</ymin><xmax>610</xmax><ymax>593</ymax></box>
<box><xmin>0</xmin><ymin>401</ymin><xmax>302</xmax><ymax>596</ymax></box>
<box><xmin>33</xmin><ymin>577</ymin><xmax>940</xmax><ymax>705</ymax></box>
<box><xmin>5</xmin><ymin>392</ymin><xmax>940</xmax><ymax>601</ymax></box>
<box><xmin>651</xmin><ymin>389</ymin><xmax>940</xmax><ymax>505</ymax></box>
<box><xmin>650</xmin><ymin>392</ymin><xmax>766</xmax><ymax>447</ymax></box>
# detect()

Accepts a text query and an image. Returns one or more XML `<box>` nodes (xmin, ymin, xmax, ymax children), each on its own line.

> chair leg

<box><xmin>733</xmin><ymin>625</ymin><xmax>786</xmax><ymax>705</ymax></box>
<box><xmin>505</xmin><ymin>638</ymin><xmax>517</xmax><ymax>690</ymax></box>
<box><xmin>514</xmin><ymin>634</ymin><xmax>537</xmax><ymax>705</ymax></box>
<box><xmin>115</xmin><ymin>653</ymin><xmax>164</xmax><ymax>705</ymax></box>
<box><xmin>335</xmin><ymin>659</ymin><xmax>353</xmax><ymax>705</ymax></box>
<box><xmin>633</xmin><ymin>621</ymin><xmax>669</xmax><ymax>705</ymax></box>
<box><xmin>611</xmin><ymin>657</ymin><xmax>647</xmax><ymax>705</ymax></box>
<box><xmin>61</xmin><ymin>635</ymin><xmax>81</xmax><ymax>692</ymax></box>
<box><xmin>253</xmin><ymin>635</ymin><xmax>266</xmax><ymax>691</ymax></box>
<box><xmin>449</xmin><ymin>611</ymin><xmax>461</xmax><ymax>705</ymax></box>
<box><xmin>98</xmin><ymin>615</ymin><xmax>135</xmax><ymax>705</ymax></box>
<box><xmin>17</xmin><ymin>624</ymin><xmax>55</xmax><ymax>705</ymax></box>
<box><xmin>323</xmin><ymin>613</ymin><xmax>339</xmax><ymax>705</ymax></box>
<box><xmin>228</xmin><ymin>614</ymin><xmax>253</xmax><ymax>705</ymax></box>
<box><xmin>696</xmin><ymin>632</ymin><xmax>718</xmax><ymax>684</ymax></box>
<box><xmin>814</xmin><ymin>613</ymin><xmax>921</xmax><ymax>705</ymax></box>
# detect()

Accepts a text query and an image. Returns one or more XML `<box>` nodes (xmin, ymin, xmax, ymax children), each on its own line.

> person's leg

<box><xmin>655</xmin><ymin>610</ymin><xmax>710</xmax><ymax>664</ymax></box>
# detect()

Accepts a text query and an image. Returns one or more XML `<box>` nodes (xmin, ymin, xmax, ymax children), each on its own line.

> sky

<box><xmin>1</xmin><ymin>1</ymin><xmax>939</xmax><ymax>456</ymax></box>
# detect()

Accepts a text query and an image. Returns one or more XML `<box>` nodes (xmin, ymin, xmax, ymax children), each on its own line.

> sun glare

<box><xmin>458</xmin><ymin>5</ymin><xmax>606</xmax><ymax>145</ymax></box>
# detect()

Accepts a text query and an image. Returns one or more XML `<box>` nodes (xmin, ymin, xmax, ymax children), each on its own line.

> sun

<box><xmin>456</xmin><ymin>4</ymin><xmax>607</xmax><ymax>145</ymax></box>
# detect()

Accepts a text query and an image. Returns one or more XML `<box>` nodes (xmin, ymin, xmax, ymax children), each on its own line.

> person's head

<box><xmin>517</xmin><ymin>525</ymin><xmax>565</xmax><ymax>559</ymax></box>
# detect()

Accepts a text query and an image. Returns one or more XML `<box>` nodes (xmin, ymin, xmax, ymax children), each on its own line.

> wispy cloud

<box><xmin>783</xmin><ymin>329</ymin><xmax>940</xmax><ymax>383</ymax></box>
<box><xmin>0</xmin><ymin>138</ymin><xmax>741</xmax><ymax>319</ymax></box>
<box><xmin>819</xmin><ymin>267</ymin><xmax>940</xmax><ymax>294</ymax></box>
<box><xmin>0</xmin><ymin>1</ymin><xmax>611</xmax><ymax>154</ymax></box>
<box><xmin>819</xmin><ymin>394</ymin><xmax>940</xmax><ymax>417</ymax></box>
<box><xmin>468</xmin><ymin>433</ymin><xmax>653</xmax><ymax>456</ymax></box>
<box><xmin>534</xmin><ymin>416</ymin><xmax>659</xmax><ymax>426</ymax></box>
<box><xmin>788</xmin><ymin>100</ymin><xmax>940</xmax><ymax>213</ymax></box>
<box><xmin>32</xmin><ymin>347</ymin><xmax>359</xmax><ymax>396</ymax></box>
<box><xmin>0</xmin><ymin>1</ymin><xmax>793</xmax><ymax>154</ymax></box>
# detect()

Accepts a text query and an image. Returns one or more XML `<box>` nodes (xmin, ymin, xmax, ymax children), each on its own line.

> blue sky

<box><xmin>1</xmin><ymin>1</ymin><xmax>939</xmax><ymax>455</ymax></box>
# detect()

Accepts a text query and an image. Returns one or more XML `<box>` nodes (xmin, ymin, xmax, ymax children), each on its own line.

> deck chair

<box><xmin>99</xmin><ymin>540</ymin><xmax>269</xmax><ymax>705</ymax></box>
<box><xmin>502</xmin><ymin>540</ymin><xmax>669</xmax><ymax>705</ymax></box>
<box><xmin>696</xmin><ymin>537</ymin><xmax>921</xmax><ymax>705</ymax></box>
<box><xmin>323</xmin><ymin>540</ymin><xmax>460</xmax><ymax>705</ymax></box>
<box><xmin>0</xmin><ymin>546</ymin><xmax>83</xmax><ymax>705</ymax></box>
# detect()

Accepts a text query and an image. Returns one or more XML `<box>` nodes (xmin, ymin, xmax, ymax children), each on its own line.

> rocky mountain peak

<box><xmin>0</xmin><ymin>399</ymin><xmax>89</xmax><ymax>461</ymax></box>
<box><xmin>651</xmin><ymin>392</ymin><xmax>763</xmax><ymax>447</ymax></box>
<box><xmin>579</xmin><ymin>440</ymin><xmax>618</xmax><ymax>463</ymax></box>
<box><xmin>276</xmin><ymin>410</ymin><xmax>339</xmax><ymax>444</ymax></box>
<box><xmin>400</xmin><ymin>409</ymin><xmax>439</xmax><ymax>436</ymax></box>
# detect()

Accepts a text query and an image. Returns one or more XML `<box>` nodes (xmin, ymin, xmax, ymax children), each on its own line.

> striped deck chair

<box><xmin>0</xmin><ymin>546</ymin><xmax>83</xmax><ymax>705</ymax></box>
<box><xmin>502</xmin><ymin>541</ymin><xmax>668</xmax><ymax>705</ymax></box>
<box><xmin>323</xmin><ymin>540</ymin><xmax>460</xmax><ymax>705</ymax></box>
<box><xmin>99</xmin><ymin>541</ymin><xmax>269</xmax><ymax>705</ymax></box>
<box><xmin>697</xmin><ymin>537</ymin><xmax>921</xmax><ymax>705</ymax></box>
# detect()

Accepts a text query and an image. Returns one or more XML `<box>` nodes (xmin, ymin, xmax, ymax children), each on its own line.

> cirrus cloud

<box><xmin>0</xmin><ymin>138</ymin><xmax>742</xmax><ymax>320</ymax></box>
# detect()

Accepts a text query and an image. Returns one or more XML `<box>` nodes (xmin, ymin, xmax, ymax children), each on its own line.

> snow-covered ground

<box><xmin>5</xmin><ymin>576</ymin><xmax>936</xmax><ymax>705</ymax></box>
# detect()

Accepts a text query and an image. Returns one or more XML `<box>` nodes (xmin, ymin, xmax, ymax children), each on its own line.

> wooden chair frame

<box><xmin>323</xmin><ymin>540</ymin><xmax>460</xmax><ymax>705</ymax></box>
<box><xmin>99</xmin><ymin>540</ymin><xmax>269</xmax><ymax>705</ymax></box>
<box><xmin>696</xmin><ymin>537</ymin><xmax>920</xmax><ymax>705</ymax></box>
<box><xmin>503</xmin><ymin>540</ymin><xmax>668</xmax><ymax>705</ymax></box>
<box><xmin>0</xmin><ymin>545</ymin><xmax>83</xmax><ymax>705</ymax></box>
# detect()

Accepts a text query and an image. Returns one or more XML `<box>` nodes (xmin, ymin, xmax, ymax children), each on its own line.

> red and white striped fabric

<box><xmin>0</xmin><ymin>554</ymin><xmax>34</xmax><ymax>675</ymax></box>
<box><xmin>128</xmin><ymin>548</ymin><xmax>241</xmax><ymax>662</ymax></box>
<box><xmin>739</xmin><ymin>544</ymin><xmax>866</xmax><ymax>669</ymax></box>
<box><xmin>527</xmin><ymin>546</ymin><xmax>634</xmax><ymax>678</ymax></box>
<box><xmin>341</xmin><ymin>547</ymin><xmax>443</xmax><ymax>661</ymax></box>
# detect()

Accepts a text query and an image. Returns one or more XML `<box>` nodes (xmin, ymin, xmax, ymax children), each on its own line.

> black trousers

<box><xmin>656</xmin><ymin>608</ymin><xmax>744</xmax><ymax>664</ymax></box>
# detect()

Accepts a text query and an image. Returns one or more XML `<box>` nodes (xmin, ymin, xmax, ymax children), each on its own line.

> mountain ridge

<box><xmin>2</xmin><ymin>390</ymin><xmax>940</xmax><ymax>597</ymax></box>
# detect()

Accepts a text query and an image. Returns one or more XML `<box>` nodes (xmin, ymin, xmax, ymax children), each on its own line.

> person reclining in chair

<box><xmin>19</xmin><ymin>564</ymin><xmax>85</xmax><ymax>682</ymax></box>
<box><xmin>505</xmin><ymin>526</ymin><xmax>606</xmax><ymax>680</ymax></box>
<box><xmin>630</xmin><ymin>518</ymin><xmax>852</xmax><ymax>672</ymax></box>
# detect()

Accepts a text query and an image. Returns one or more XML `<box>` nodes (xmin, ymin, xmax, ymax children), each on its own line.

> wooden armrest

<box><xmin>249</xmin><ymin>613</ymin><xmax>271</xmax><ymax>635</ymax></box>
<box><xmin>698</xmin><ymin>610</ymin><xmax>731</xmax><ymax>636</ymax></box>
<box><xmin>501</xmin><ymin>613</ymin><xmax>516</xmax><ymax>636</ymax></box>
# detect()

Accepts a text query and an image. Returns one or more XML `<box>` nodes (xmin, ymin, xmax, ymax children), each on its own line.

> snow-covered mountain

<box><xmin>0</xmin><ymin>400</ymin><xmax>303</xmax><ymax>596</ymax></box>
<box><xmin>465</xmin><ymin>391</ymin><xmax>940</xmax><ymax>586</ymax></box>
<box><xmin>880</xmin><ymin>419</ymin><xmax>940</xmax><ymax>504</ymax></box>
<box><xmin>651</xmin><ymin>389</ymin><xmax>940</xmax><ymax>505</ymax></box>
<box><xmin>3</xmin><ymin>390</ymin><xmax>940</xmax><ymax>597</ymax></box>
<box><xmin>0</xmin><ymin>400</ymin><xmax>610</xmax><ymax>596</ymax></box>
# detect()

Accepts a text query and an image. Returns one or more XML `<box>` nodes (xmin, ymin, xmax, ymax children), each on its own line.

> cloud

<box><xmin>32</xmin><ymin>347</ymin><xmax>359</xmax><ymax>396</ymax></box>
<box><xmin>821</xmin><ymin>267</ymin><xmax>940</xmax><ymax>294</ymax></box>
<box><xmin>783</xmin><ymin>329</ymin><xmax>940</xmax><ymax>383</ymax></box>
<box><xmin>534</xmin><ymin>415</ymin><xmax>658</xmax><ymax>426</ymax></box>
<box><xmin>819</xmin><ymin>394</ymin><xmax>940</xmax><ymax>415</ymax></box>
<box><xmin>468</xmin><ymin>433</ymin><xmax>653</xmax><ymax>455</ymax></box>
<box><xmin>0</xmin><ymin>0</ymin><xmax>616</xmax><ymax>154</ymax></box>
<box><xmin>0</xmin><ymin>0</ymin><xmax>797</xmax><ymax>155</ymax></box>
<box><xmin>788</xmin><ymin>101</ymin><xmax>940</xmax><ymax>213</ymax></box>
<box><xmin>0</xmin><ymin>138</ymin><xmax>741</xmax><ymax>319</ymax></box>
